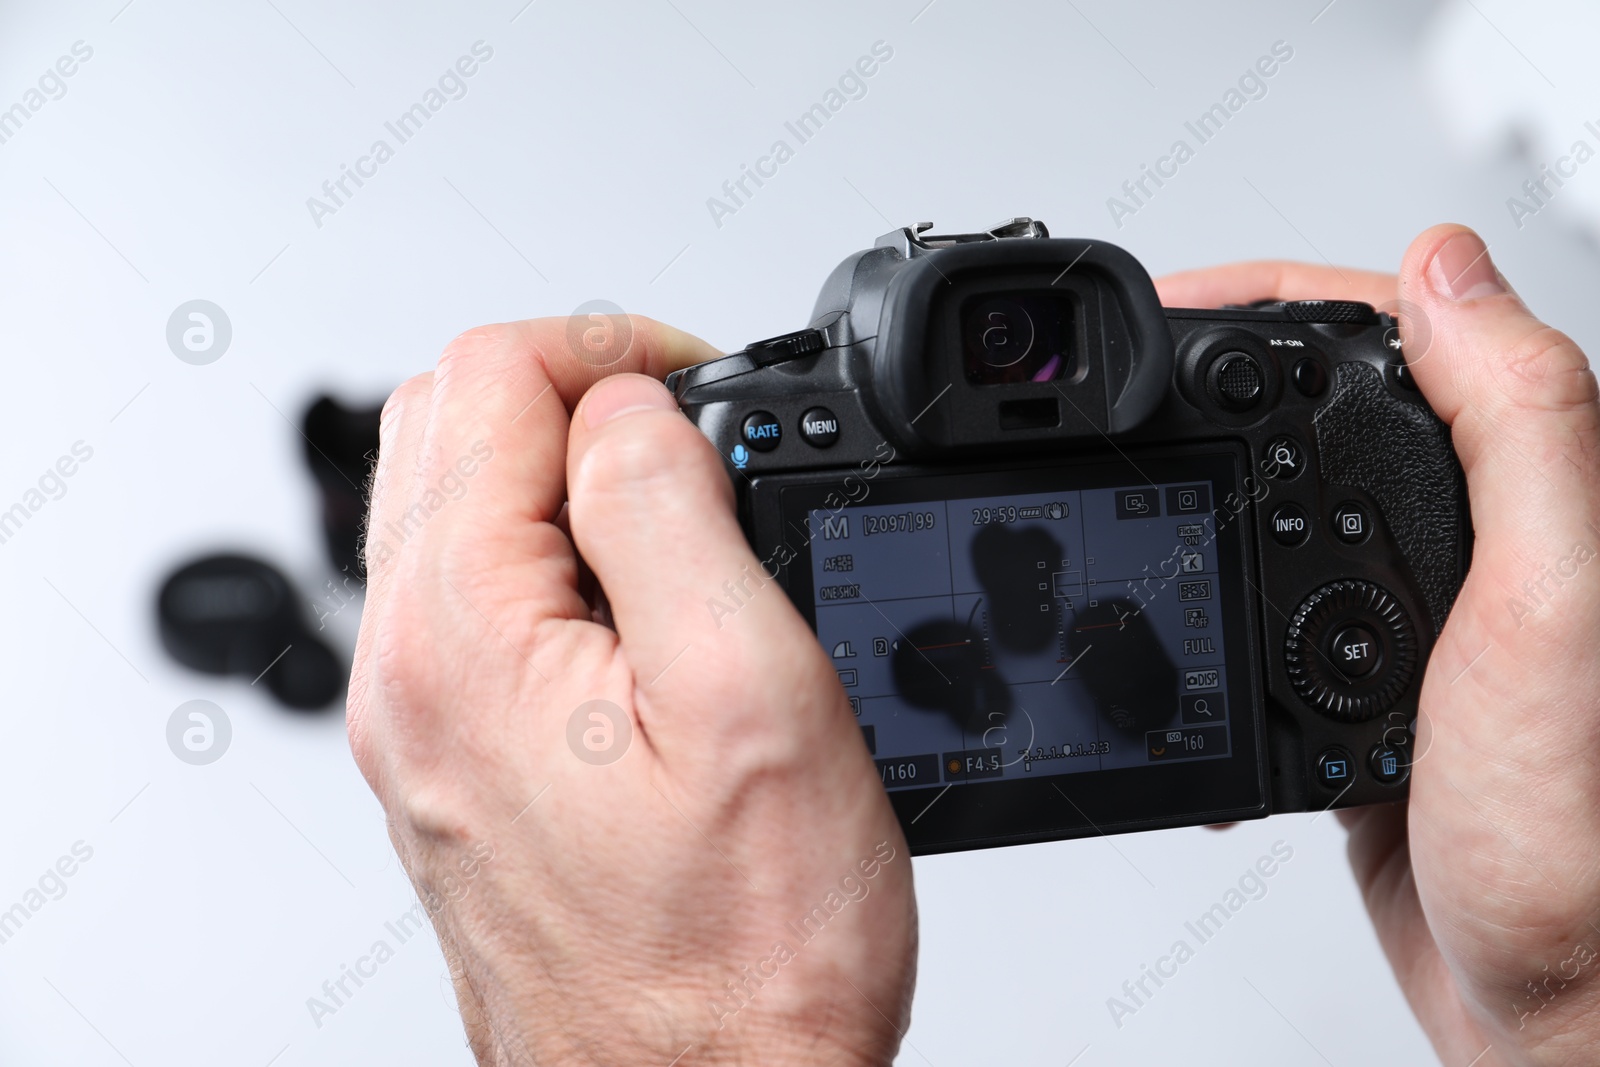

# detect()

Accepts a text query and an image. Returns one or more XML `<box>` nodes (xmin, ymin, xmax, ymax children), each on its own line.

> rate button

<box><xmin>741</xmin><ymin>410</ymin><xmax>782</xmax><ymax>451</ymax></box>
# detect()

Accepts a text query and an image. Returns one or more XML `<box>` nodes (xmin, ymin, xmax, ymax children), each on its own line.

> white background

<box><xmin>1</xmin><ymin>1</ymin><xmax>1596</xmax><ymax>1064</ymax></box>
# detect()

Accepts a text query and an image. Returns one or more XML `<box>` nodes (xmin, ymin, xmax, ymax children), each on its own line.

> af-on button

<box><xmin>1292</xmin><ymin>358</ymin><xmax>1327</xmax><ymax>396</ymax></box>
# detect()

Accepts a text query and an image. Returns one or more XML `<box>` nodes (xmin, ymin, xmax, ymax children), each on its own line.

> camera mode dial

<box><xmin>1284</xmin><ymin>579</ymin><xmax>1417</xmax><ymax>722</ymax></box>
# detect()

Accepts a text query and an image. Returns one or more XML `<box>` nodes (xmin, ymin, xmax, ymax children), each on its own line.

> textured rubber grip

<box><xmin>1313</xmin><ymin>362</ymin><xmax>1467</xmax><ymax>634</ymax></box>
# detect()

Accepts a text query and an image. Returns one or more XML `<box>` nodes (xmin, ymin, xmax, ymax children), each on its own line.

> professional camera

<box><xmin>669</xmin><ymin>219</ymin><xmax>1468</xmax><ymax>855</ymax></box>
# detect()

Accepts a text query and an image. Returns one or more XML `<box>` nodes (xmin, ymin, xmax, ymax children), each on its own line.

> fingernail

<box><xmin>1427</xmin><ymin>230</ymin><xmax>1506</xmax><ymax>301</ymax></box>
<box><xmin>582</xmin><ymin>375</ymin><xmax>675</xmax><ymax>429</ymax></box>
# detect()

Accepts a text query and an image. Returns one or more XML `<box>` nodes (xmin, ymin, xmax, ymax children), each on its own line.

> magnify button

<box><xmin>1264</xmin><ymin>437</ymin><xmax>1304</xmax><ymax>480</ymax></box>
<box><xmin>1181</xmin><ymin>692</ymin><xmax>1224</xmax><ymax>724</ymax></box>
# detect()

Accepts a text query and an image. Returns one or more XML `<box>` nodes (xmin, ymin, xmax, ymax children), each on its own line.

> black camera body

<box><xmin>669</xmin><ymin>219</ymin><xmax>1468</xmax><ymax>855</ymax></box>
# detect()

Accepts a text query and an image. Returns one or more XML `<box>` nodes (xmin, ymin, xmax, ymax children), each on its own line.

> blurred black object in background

<box><xmin>153</xmin><ymin>394</ymin><xmax>385</xmax><ymax>711</ymax></box>
<box><xmin>301</xmin><ymin>395</ymin><xmax>383</xmax><ymax>581</ymax></box>
<box><xmin>157</xmin><ymin>554</ymin><xmax>344</xmax><ymax>710</ymax></box>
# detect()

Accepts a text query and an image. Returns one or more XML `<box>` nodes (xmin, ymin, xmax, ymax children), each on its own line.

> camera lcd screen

<box><xmin>775</xmin><ymin>450</ymin><xmax>1264</xmax><ymax>851</ymax></box>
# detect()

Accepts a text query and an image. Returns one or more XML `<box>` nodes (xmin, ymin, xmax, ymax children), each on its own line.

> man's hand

<box><xmin>347</xmin><ymin>317</ymin><xmax>916</xmax><ymax>1066</ymax></box>
<box><xmin>1160</xmin><ymin>225</ymin><xmax>1600</xmax><ymax>1066</ymax></box>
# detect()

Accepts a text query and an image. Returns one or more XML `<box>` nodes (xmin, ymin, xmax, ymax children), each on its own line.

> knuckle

<box><xmin>345</xmin><ymin>608</ymin><xmax>495</xmax><ymax>844</ymax></box>
<box><xmin>395</xmin><ymin>784</ymin><xmax>479</xmax><ymax>847</ymax></box>
<box><xmin>344</xmin><ymin>685</ymin><xmax>378</xmax><ymax>785</ymax></box>
<box><xmin>1489</xmin><ymin>325</ymin><xmax>1600</xmax><ymax>416</ymax></box>
<box><xmin>435</xmin><ymin>323</ymin><xmax>518</xmax><ymax>388</ymax></box>
<box><xmin>382</xmin><ymin>372</ymin><xmax>433</xmax><ymax>426</ymax></box>
<box><xmin>439</xmin><ymin>322</ymin><xmax>513</xmax><ymax>364</ymax></box>
<box><xmin>369</xmin><ymin>374</ymin><xmax>436</xmax><ymax>551</ymax></box>
<box><xmin>360</xmin><ymin>525</ymin><xmax>393</xmax><ymax>585</ymax></box>
<box><xmin>370</xmin><ymin>604</ymin><xmax>437</xmax><ymax>703</ymax></box>
<box><xmin>345</xmin><ymin>614</ymin><xmax>425</xmax><ymax>795</ymax></box>
<box><xmin>357</xmin><ymin>641</ymin><xmax>473</xmax><ymax>829</ymax></box>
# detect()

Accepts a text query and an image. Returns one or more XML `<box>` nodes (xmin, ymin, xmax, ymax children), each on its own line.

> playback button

<box><xmin>1316</xmin><ymin>746</ymin><xmax>1356</xmax><ymax>790</ymax></box>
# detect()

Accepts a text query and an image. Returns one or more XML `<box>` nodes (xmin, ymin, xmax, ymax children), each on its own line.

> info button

<box><xmin>1270</xmin><ymin>503</ymin><xmax>1309</xmax><ymax>547</ymax></box>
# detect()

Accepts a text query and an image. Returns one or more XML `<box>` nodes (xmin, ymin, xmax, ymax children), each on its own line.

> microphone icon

<box><xmin>729</xmin><ymin>443</ymin><xmax>750</xmax><ymax>470</ymax></box>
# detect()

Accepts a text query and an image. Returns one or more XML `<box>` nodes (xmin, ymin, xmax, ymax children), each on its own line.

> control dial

<box><xmin>1279</xmin><ymin>299</ymin><xmax>1378</xmax><ymax>324</ymax></box>
<box><xmin>745</xmin><ymin>327</ymin><xmax>827</xmax><ymax>366</ymax></box>
<box><xmin>1284</xmin><ymin>580</ymin><xmax>1417</xmax><ymax>722</ymax></box>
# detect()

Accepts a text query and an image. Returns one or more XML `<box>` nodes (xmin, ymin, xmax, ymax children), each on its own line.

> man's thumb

<box><xmin>1398</xmin><ymin>224</ymin><xmax>1598</xmax><ymax>471</ymax></box>
<box><xmin>1398</xmin><ymin>225</ymin><xmax>1600</xmax><ymax>644</ymax></box>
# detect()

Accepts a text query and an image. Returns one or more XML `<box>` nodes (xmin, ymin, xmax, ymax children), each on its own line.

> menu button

<box><xmin>799</xmin><ymin>407</ymin><xmax>840</xmax><ymax>448</ymax></box>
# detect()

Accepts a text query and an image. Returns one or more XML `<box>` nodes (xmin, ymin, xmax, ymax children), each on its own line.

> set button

<box><xmin>1329</xmin><ymin>625</ymin><xmax>1380</xmax><ymax>679</ymax></box>
<box><xmin>1284</xmin><ymin>579</ymin><xmax>1417</xmax><ymax>722</ymax></box>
